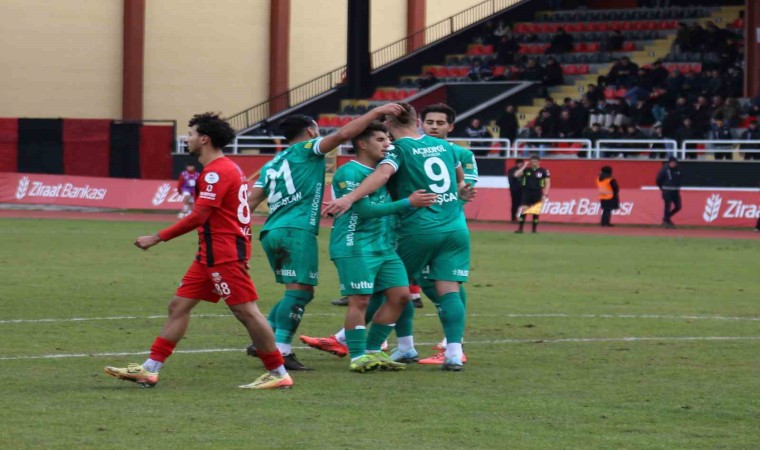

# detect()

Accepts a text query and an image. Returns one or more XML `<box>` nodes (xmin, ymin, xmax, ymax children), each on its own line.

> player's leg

<box><xmin>516</xmin><ymin>208</ymin><xmax>526</xmax><ymax>233</ymax></box>
<box><xmin>104</xmin><ymin>261</ymin><xmax>209</xmax><ymax>387</ymax></box>
<box><xmin>532</xmin><ymin>214</ymin><xmax>540</xmax><ymax>233</ymax></box>
<box><xmin>233</xmin><ymin>301</ymin><xmax>293</xmax><ymax>389</ymax></box>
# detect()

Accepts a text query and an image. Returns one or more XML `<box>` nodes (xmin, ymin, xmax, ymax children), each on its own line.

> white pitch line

<box><xmin>1</xmin><ymin>336</ymin><xmax>759</xmax><ymax>361</ymax></box>
<box><xmin>2</xmin><ymin>312</ymin><xmax>760</xmax><ymax>325</ymax></box>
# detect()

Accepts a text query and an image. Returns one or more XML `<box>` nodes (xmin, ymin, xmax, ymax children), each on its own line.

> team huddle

<box><xmin>104</xmin><ymin>102</ymin><xmax>478</xmax><ymax>390</ymax></box>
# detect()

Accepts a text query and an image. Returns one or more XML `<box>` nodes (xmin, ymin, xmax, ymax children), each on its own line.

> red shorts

<box><xmin>176</xmin><ymin>260</ymin><xmax>258</xmax><ymax>306</ymax></box>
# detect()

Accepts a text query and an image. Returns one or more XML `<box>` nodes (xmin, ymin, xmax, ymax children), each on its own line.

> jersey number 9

<box><xmin>423</xmin><ymin>157</ymin><xmax>451</xmax><ymax>194</ymax></box>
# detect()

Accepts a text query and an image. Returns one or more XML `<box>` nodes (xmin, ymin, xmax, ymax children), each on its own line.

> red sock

<box><xmin>410</xmin><ymin>284</ymin><xmax>421</xmax><ymax>295</ymax></box>
<box><xmin>149</xmin><ymin>336</ymin><xmax>176</xmax><ymax>362</ymax></box>
<box><xmin>258</xmin><ymin>350</ymin><xmax>285</xmax><ymax>371</ymax></box>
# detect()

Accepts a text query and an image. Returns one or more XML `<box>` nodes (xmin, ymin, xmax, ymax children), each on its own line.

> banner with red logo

<box><xmin>0</xmin><ymin>173</ymin><xmax>185</xmax><ymax>210</ymax></box>
<box><xmin>2</xmin><ymin>173</ymin><xmax>758</xmax><ymax>226</ymax></box>
<box><xmin>465</xmin><ymin>188</ymin><xmax>760</xmax><ymax>227</ymax></box>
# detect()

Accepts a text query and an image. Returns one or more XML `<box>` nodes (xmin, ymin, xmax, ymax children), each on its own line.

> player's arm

<box><xmin>317</xmin><ymin>103</ymin><xmax>405</xmax><ymax>154</ymax></box>
<box><xmin>456</xmin><ymin>165</ymin><xmax>465</xmax><ymax>186</ymax></box>
<box><xmin>247</xmin><ymin>186</ymin><xmax>267</xmax><ymax>210</ymax></box>
<box><xmin>353</xmin><ymin>190</ymin><xmax>436</xmax><ymax>219</ymax></box>
<box><xmin>514</xmin><ymin>163</ymin><xmax>528</xmax><ymax>178</ymax></box>
<box><xmin>323</xmin><ymin>164</ymin><xmax>396</xmax><ymax>216</ymax></box>
<box><xmin>135</xmin><ymin>204</ymin><xmax>214</xmax><ymax>250</ymax></box>
<box><xmin>542</xmin><ymin>178</ymin><xmax>551</xmax><ymax>198</ymax></box>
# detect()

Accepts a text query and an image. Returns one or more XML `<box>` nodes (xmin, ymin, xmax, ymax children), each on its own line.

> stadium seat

<box><xmin>467</xmin><ymin>44</ymin><xmax>484</xmax><ymax>55</ymax></box>
<box><xmin>587</xmin><ymin>42</ymin><xmax>600</xmax><ymax>52</ymax></box>
<box><xmin>483</xmin><ymin>45</ymin><xmax>494</xmax><ymax>54</ymax></box>
<box><xmin>678</xmin><ymin>63</ymin><xmax>692</xmax><ymax>74</ymax></box>
<box><xmin>328</xmin><ymin>115</ymin><xmax>342</xmax><ymax>127</ymax></box>
<box><xmin>492</xmin><ymin>65</ymin><xmax>506</xmax><ymax>77</ymax></box>
<box><xmin>317</xmin><ymin>116</ymin><xmax>331</xmax><ymax>127</ymax></box>
<box><xmin>691</xmin><ymin>63</ymin><xmax>702</xmax><ymax>73</ymax></box>
<box><xmin>563</xmin><ymin>65</ymin><xmax>577</xmax><ymax>75</ymax></box>
<box><xmin>577</xmin><ymin>64</ymin><xmax>589</xmax><ymax>74</ymax></box>
<box><xmin>604</xmin><ymin>87</ymin><xmax>616</xmax><ymax>99</ymax></box>
<box><xmin>622</xmin><ymin>41</ymin><xmax>636</xmax><ymax>51</ymax></box>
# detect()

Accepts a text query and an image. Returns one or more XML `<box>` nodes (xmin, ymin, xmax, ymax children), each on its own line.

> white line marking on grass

<box><xmin>2</xmin><ymin>312</ymin><xmax>759</xmax><ymax>325</ymax></box>
<box><xmin>2</xmin><ymin>336</ymin><xmax>759</xmax><ymax>361</ymax></box>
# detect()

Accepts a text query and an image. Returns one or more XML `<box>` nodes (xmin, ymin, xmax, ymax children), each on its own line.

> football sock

<box><xmin>345</xmin><ymin>326</ymin><xmax>367</xmax><ymax>360</ymax></box>
<box><xmin>142</xmin><ymin>359</ymin><xmax>163</xmax><ymax>373</ymax></box>
<box><xmin>460</xmin><ymin>285</ymin><xmax>467</xmax><ymax>310</ymax></box>
<box><xmin>437</xmin><ymin>292</ymin><xmax>465</xmax><ymax>344</ymax></box>
<box><xmin>397</xmin><ymin>335</ymin><xmax>415</xmax><ymax>352</ymax></box>
<box><xmin>147</xmin><ymin>336</ymin><xmax>176</xmax><ymax>369</ymax></box>
<box><xmin>366</xmin><ymin>323</ymin><xmax>394</xmax><ymax>352</ymax></box>
<box><xmin>273</xmin><ymin>290</ymin><xmax>313</xmax><ymax>352</ymax></box>
<box><xmin>532</xmin><ymin>216</ymin><xmax>539</xmax><ymax>232</ymax></box>
<box><xmin>258</xmin><ymin>349</ymin><xmax>287</xmax><ymax>375</ymax></box>
<box><xmin>444</xmin><ymin>342</ymin><xmax>463</xmax><ymax>360</ymax></box>
<box><xmin>422</xmin><ymin>285</ymin><xmax>439</xmax><ymax>306</ymax></box>
<box><xmin>394</xmin><ymin>301</ymin><xmax>415</xmax><ymax>343</ymax></box>
<box><xmin>334</xmin><ymin>328</ymin><xmax>347</xmax><ymax>344</ymax></box>
<box><xmin>518</xmin><ymin>214</ymin><xmax>526</xmax><ymax>231</ymax></box>
<box><xmin>266</xmin><ymin>302</ymin><xmax>280</xmax><ymax>332</ymax></box>
<box><xmin>365</xmin><ymin>292</ymin><xmax>385</xmax><ymax>324</ymax></box>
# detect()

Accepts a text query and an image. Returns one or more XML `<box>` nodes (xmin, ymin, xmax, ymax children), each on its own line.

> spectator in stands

<box><xmin>672</xmin><ymin>95</ymin><xmax>691</xmax><ymax>122</ymax></box>
<box><xmin>526</xmin><ymin>125</ymin><xmax>550</xmax><ymax>156</ymax></box>
<box><xmin>750</xmin><ymin>95</ymin><xmax>760</xmax><ymax>117</ymax></box>
<box><xmin>543</xmin><ymin>57</ymin><xmax>564</xmax><ymax>87</ymax></box>
<box><xmin>603</xmin><ymin>30</ymin><xmax>624</xmax><ymax>53</ymax></box>
<box><xmin>465</xmin><ymin>118</ymin><xmax>488</xmax><ymax>154</ymax></box>
<box><xmin>624</xmin><ymin>69</ymin><xmax>654</xmax><ymax>106</ymax></box>
<box><xmin>674</xmin><ymin>23</ymin><xmax>692</xmax><ymax>53</ymax></box>
<box><xmin>705</xmin><ymin>70</ymin><xmax>728</xmax><ymax>98</ymax></box>
<box><xmin>521</xmin><ymin>58</ymin><xmax>544</xmax><ymax>83</ymax></box>
<box><xmin>607</xmin><ymin>97</ymin><xmax>630</xmax><ymax>127</ymax></box>
<box><xmin>615</xmin><ymin>57</ymin><xmax>639</xmax><ymax>89</ymax></box>
<box><xmin>674</xmin><ymin>117</ymin><xmax>704</xmax><ymax>159</ymax></box>
<box><xmin>540</xmin><ymin>97</ymin><xmax>562</xmax><ymax>122</ymax></box>
<box><xmin>496</xmin><ymin>34</ymin><xmax>519</xmax><ymax>66</ymax></box>
<box><xmin>703</xmin><ymin>22</ymin><xmax>729</xmax><ymax>54</ymax></box>
<box><xmin>648</xmin><ymin>124</ymin><xmax>673</xmax><ymax>160</ymax></box>
<box><xmin>586</xmin><ymin>84</ymin><xmax>606</xmax><ymax>105</ymax></box>
<box><xmin>418</xmin><ymin>71</ymin><xmax>440</xmax><ymax>89</ymax></box>
<box><xmin>497</xmin><ymin>104</ymin><xmax>519</xmax><ymax>143</ymax></box>
<box><xmin>623</xmin><ymin>125</ymin><xmax>647</xmax><ymax>158</ymax></box>
<box><xmin>708</xmin><ymin>117</ymin><xmax>734</xmax><ymax>160</ymax></box>
<box><xmin>689</xmin><ymin>23</ymin><xmax>706</xmax><ymax>52</ymax></box>
<box><xmin>740</xmin><ymin>120</ymin><xmax>760</xmax><ymax>160</ymax></box>
<box><xmin>567</xmin><ymin>99</ymin><xmax>589</xmax><ymax>132</ymax></box>
<box><xmin>650</xmin><ymin>60</ymin><xmax>669</xmax><ymax>89</ymax></box>
<box><xmin>691</xmin><ymin>95</ymin><xmax>712</xmax><ymax>131</ymax></box>
<box><xmin>467</xmin><ymin>59</ymin><xmax>492</xmax><ymax>81</ymax></box>
<box><xmin>547</xmin><ymin>28</ymin><xmax>574</xmax><ymax>54</ymax></box>
<box><xmin>713</xmin><ymin>97</ymin><xmax>741</xmax><ymax>127</ymax></box>
<box><xmin>681</xmin><ymin>72</ymin><xmax>703</xmax><ymax>100</ymax></box>
<box><xmin>719</xmin><ymin>38</ymin><xmax>740</xmax><ymax>68</ymax></box>
<box><xmin>556</xmin><ymin>109</ymin><xmax>580</xmax><ymax>140</ymax></box>
<box><xmin>631</xmin><ymin>99</ymin><xmax>656</xmax><ymax>128</ymax></box>
<box><xmin>599</xmin><ymin>59</ymin><xmax>621</xmax><ymax>88</ymax></box>
<box><xmin>493</xmin><ymin>20</ymin><xmax>511</xmax><ymax>40</ymax></box>
<box><xmin>727</xmin><ymin>67</ymin><xmax>743</xmax><ymax>99</ymax></box>
<box><xmin>536</xmin><ymin>111</ymin><xmax>557</xmax><ymax>137</ymax></box>
<box><xmin>582</xmin><ymin>123</ymin><xmax>607</xmax><ymax>158</ymax></box>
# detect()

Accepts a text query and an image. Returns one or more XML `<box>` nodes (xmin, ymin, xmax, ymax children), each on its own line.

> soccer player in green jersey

<box><xmin>246</xmin><ymin>104</ymin><xmax>404</xmax><ymax>370</ymax></box>
<box><xmin>323</xmin><ymin>103</ymin><xmax>474</xmax><ymax>371</ymax></box>
<box><xmin>415</xmin><ymin>103</ymin><xmax>478</xmax><ymax>364</ymax></box>
<box><xmin>328</xmin><ymin>121</ymin><xmax>436</xmax><ymax>372</ymax></box>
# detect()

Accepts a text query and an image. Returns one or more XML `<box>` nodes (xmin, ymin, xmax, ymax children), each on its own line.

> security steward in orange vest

<box><xmin>597</xmin><ymin>166</ymin><xmax>620</xmax><ymax>227</ymax></box>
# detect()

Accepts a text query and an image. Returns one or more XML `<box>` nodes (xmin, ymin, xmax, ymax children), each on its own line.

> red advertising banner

<box><xmin>465</xmin><ymin>188</ymin><xmax>760</xmax><ymax>227</ymax></box>
<box><xmin>0</xmin><ymin>172</ymin><xmax>185</xmax><ymax>211</ymax></box>
<box><xmin>2</xmin><ymin>172</ymin><xmax>758</xmax><ymax>227</ymax></box>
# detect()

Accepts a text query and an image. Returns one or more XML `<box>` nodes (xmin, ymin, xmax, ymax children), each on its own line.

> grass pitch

<box><xmin>0</xmin><ymin>218</ymin><xmax>758</xmax><ymax>449</ymax></box>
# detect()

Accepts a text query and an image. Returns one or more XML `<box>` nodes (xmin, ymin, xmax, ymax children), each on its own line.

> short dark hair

<box><xmin>388</xmin><ymin>102</ymin><xmax>416</xmax><ymax>127</ymax></box>
<box><xmin>279</xmin><ymin>115</ymin><xmax>316</xmax><ymax>141</ymax></box>
<box><xmin>515</xmin><ymin>158</ymin><xmax>524</xmax><ymax>165</ymax></box>
<box><xmin>530</xmin><ymin>154</ymin><xmax>540</xmax><ymax>161</ymax></box>
<box><xmin>188</xmin><ymin>112</ymin><xmax>236</xmax><ymax>149</ymax></box>
<box><xmin>350</xmin><ymin>121</ymin><xmax>388</xmax><ymax>151</ymax></box>
<box><xmin>420</xmin><ymin>103</ymin><xmax>456</xmax><ymax>124</ymax></box>
<box><xmin>601</xmin><ymin>165</ymin><xmax>613</xmax><ymax>175</ymax></box>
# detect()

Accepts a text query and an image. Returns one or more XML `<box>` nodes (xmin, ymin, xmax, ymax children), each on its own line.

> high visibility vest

<box><xmin>597</xmin><ymin>177</ymin><xmax>614</xmax><ymax>200</ymax></box>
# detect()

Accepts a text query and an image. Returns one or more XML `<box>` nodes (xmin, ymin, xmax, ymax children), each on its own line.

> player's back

<box><xmin>382</xmin><ymin>135</ymin><xmax>466</xmax><ymax>235</ymax></box>
<box><xmin>255</xmin><ymin>138</ymin><xmax>326</xmax><ymax>236</ymax></box>
<box><xmin>195</xmin><ymin>157</ymin><xmax>251</xmax><ymax>266</ymax></box>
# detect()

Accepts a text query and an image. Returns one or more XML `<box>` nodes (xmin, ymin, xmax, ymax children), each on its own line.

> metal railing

<box><xmin>175</xmin><ymin>135</ymin><xmax>287</xmax><ymax>155</ymax></box>
<box><xmin>512</xmin><ymin>138</ymin><xmax>593</xmax><ymax>158</ymax></box>
<box><xmin>682</xmin><ymin>140</ymin><xmax>760</xmax><ymax>160</ymax></box>
<box><xmin>226</xmin><ymin>66</ymin><xmax>346</xmax><ymax>132</ymax></box>
<box><xmin>596</xmin><ymin>139</ymin><xmax>679</xmax><ymax>159</ymax></box>
<box><xmin>371</xmin><ymin>0</ymin><xmax>524</xmax><ymax>70</ymax></box>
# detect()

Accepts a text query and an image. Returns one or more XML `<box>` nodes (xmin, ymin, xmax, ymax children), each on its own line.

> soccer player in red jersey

<box><xmin>176</xmin><ymin>164</ymin><xmax>199</xmax><ymax>218</ymax></box>
<box><xmin>104</xmin><ymin>112</ymin><xmax>292</xmax><ymax>390</ymax></box>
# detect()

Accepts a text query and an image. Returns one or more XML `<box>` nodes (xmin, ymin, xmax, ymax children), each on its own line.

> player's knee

<box><xmin>347</xmin><ymin>296</ymin><xmax>370</xmax><ymax>310</ymax></box>
<box><xmin>167</xmin><ymin>297</ymin><xmax>193</xmax><ymax>318</ymax></box>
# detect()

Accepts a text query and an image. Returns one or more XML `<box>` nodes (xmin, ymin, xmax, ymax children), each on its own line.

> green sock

<box><xmin>366</xmin><ymin>323</ymin><xmax>394</xmax><ymax>352</ymax></box>
<box><xmin>422</xmin><ymin>284</ymin><xmax>439</xmax><ymax>306</ymax></box>
<box><xmin>460</xmin><ymin>285</ymin><xmax>467</xmax><ymax>310</ymax></box>
<box><xmin>437</xmin><ymin>292</ymin><xmax>465</xmax><ymax>344</ymax></box>
<box><xmin>266</xmin><ymin>302</ymin><xmax>280</xmax><ymax>332</ymax></box>
<box><xmin>394</xmin><ymin>300</ymin><xmax>415</xmax><ymax>337</ymax></box>
<box><xmin>365</xmin><ymin>292</ymin><xmax>385</xmax><ymax>324</ymax></box>
<box><xmin>273</xmin><ymin>290</ymin><xmax>313</xmax><ymax>344</ymax></box>
<box><xmin>345</xmin><ymin>327</ymin><xmax>367</xmax><ymax>360</ymax></box>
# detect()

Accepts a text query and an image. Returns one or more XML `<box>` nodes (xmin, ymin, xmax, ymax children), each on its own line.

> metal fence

<box><xmin>174</xmin><ymin>136</ymin><xmax>760</xmax><ymax>161</ymax></box>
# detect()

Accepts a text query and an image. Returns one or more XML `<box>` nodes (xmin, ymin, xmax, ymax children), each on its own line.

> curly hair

<box><xmin>188</xmin><ymin>112</ymin><xmax>235</xmax><ymax>148</ymax></box>
<box><xmin>420</xmin><ymin>103</ymin><xmax>456</xmax><ymax>124</ymax></box>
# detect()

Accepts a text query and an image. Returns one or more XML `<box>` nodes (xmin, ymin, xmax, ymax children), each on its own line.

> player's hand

<box><xmin>322</xmin><ymin>196</ymin><xmax>354</xmax><ymax>218</ymax></box>
<box><xmin>407</xmin><ymin>190</ymin><xmax>438</xmax><ymax>208</ymax></box>
<box><xmin>373</xmin><ymin>103</ymin><xmax>404</xmax><ymax>118</ymax></box>
<box><xmin>459</xmin><ymin>184</ymin><xmax>477</xmax><ymax>202</ymax></box>
<box><xmin>135</xmin><ymin>234</ymin><xmax>162</xmax><ymax>250</ymax></box>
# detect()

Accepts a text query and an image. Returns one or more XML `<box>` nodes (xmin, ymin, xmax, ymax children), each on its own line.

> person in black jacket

<box><xmin>656</xmin><ymin>157</ymin><xmax>682</xmax><ymax>228</ymax></box>
<box><xmin>597</xmin><ymin>166</ymin><xmax>620</xmax><ymax>227</ymax></box>
<box><xmin>498</xmin><ymin>104</ymin><xmax>519</xmax><ymax>143</ymax></box>
<box><xmin>507</xmin><ymin>159</ymin><xmax>524</xmax><ymax>222</ymax></box>
<box><xmin>740</xmin><ymin>121</ymin><xmax>760</xmax><ymax>160</ymax></box>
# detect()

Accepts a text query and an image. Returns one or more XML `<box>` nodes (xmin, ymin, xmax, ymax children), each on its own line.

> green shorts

<box><xmin>332</xmin><ymin>253</ymin><xmax>409</xmax><ymax>296</ymax></box>
<box><xmin>260</xmin><ymin>228</ymin><xmax>319</xmax><ymax>285</ymax></box>
<box><xmin>397</xmin><ymin>229</ymin><xmax>470</xmax><ymax>283</ymax></box>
